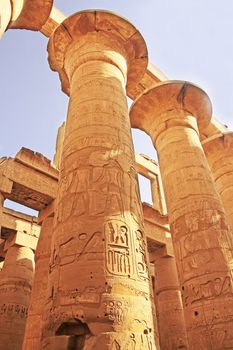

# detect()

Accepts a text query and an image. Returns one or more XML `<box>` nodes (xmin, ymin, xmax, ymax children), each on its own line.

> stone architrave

<box><xmin>154</xmin><ymin>255</ymin><xmax>188</xmax><ymax>350</ymax></box>
<box><xmin>42</xmin><ymin>10</ymin><xmax>158</xmax><ymax>350</ymax></box>
<box><xmin>130</xmin><ymin>81</ymin><xmax>233</xmax><ymax>349</ymax></box>
<box><xmin>23</xmin><ymin>215</ymin><xmax>54</xmax><ymax>350</ymax></box>
<box><xmin>202</xmin><ymin>132</ymin><xmax>233</xmax><ymax>232</ymax></box>
<box><xmin>0</xmin><ymin>244</ymin><xmax>35</xmax><ymax>350</ymax></box>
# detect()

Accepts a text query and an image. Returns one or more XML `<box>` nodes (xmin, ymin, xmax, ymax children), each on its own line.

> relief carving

<box><xmin>134</xmin><ymin>229</ymin><xmax>149</xmax><ymax>281</ymax></box>
<box><xmin>105</xmin><ymin>220</ymin><xmax>132</xmax><ymax>276</ymax></box>
<box><xmin>183</xmin><ymin>275</ymin><xmax>233</xmax><ymax>306</ymax></box>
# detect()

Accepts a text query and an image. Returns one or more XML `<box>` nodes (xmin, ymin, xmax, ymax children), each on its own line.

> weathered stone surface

<box><xmin>9</xmin><ymin>0</ymin><xmax>53</xmax><ymax>31</ymax></box>
<box><xmin>23</xmin><ymin>215</ymin><xmax>53</xmax><ymax>350</ymax></box>
<box><xmin>0</xmin><ymin>244</ymin><xmax>35</xmax><ymax>350</ymax></box>
<box><xmin>130</xmin><ymin>80</ymin><xmax>233</xmax><ymax>349</ymax></box>
<box><xmin>203</xmin><ymin>132</ymin><xmax>233</xmax><ymax>232</ymax></box>
<box><xmin>42</xmin><ymin>10</ymin><xmax>158</xmax><ymax>349</ymax></box>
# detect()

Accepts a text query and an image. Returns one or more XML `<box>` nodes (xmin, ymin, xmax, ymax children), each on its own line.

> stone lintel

<box><xmin>9</xmin><ymin>0</ymin><xmax>53</xmax><ymax>31</ymax></box>
<box><xmin>1</xmin><ymin>207</ymin><xmax>40</xmax><ymax>252</ymax></box>
<box><xmin>202</xmin><ymin>131</ymin><xmax>233</xmax><ymax>156</ymax></box>
<box><xmin>4</xmin><ymin>231</ymin><xmax>38</xmax><ymax>251</ymax></box>
<box><xmin>38</xmin><ymin>200</ymin><xmax>55</xmax><ymax>224</ymax></box>
<box><xmin>48</xmin><ymin>10</ymin><xmax>148</xmax><ymax>96</ymax></box>
<box><xmin>130</xmin><ymin>80</ymin><xmax>212</xmax><ymax>143</ymax></box>
<box><xmin>40</xmin><ymin>6</ymin><xmax>66</xmax><ymax>37</ymax></box>
<box><xmin>0</xmin><ymin>149</ymin><xmax>58</xmax><ymax>210</ymax></box>
<box><xmin>201</xmin><ymin>116</ymin><xmax>229</xmax><ymax>140</ymax></box>
<box><xmin>135</xmin><ymin>153</ymin><xmax>159</xmax><ymax>179</ymax></box>
<box><xmin>1</xmin><ymin>207</ymin><xmax>38</xmax><ymax>237</ymax></box>
<box><xmin>128</xmin><ymin>62</ymin><xmax>168</xmax><ymax>100</ymax></box>
<box><xmin>143</xmin><ymin>203</ymin><xmax>174</xmax><ymax>257</ymax></box>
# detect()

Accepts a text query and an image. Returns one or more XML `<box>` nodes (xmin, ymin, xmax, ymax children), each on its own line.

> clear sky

<box><xmin>1</xmin><ymin>0</ymin><xmax>233</xmax><ymax>210</ymax></box>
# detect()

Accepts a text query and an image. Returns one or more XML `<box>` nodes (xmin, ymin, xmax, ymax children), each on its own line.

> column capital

<box><xmin>130</xmin><ymin>80</ymin><xmax>212</xmax><ymax>143</ymax></box>
<box><xmin>47</xmin><ymin>10</ymin><xmax>148</xmax><ymax>95</ymax></box>
<box><xmin>9</xmin><ymin>0</ymin><xmax>53</xmax><ymax>30</ymax></box>
<box><xmin>202</xmin><ymin>131</ymin><xmax>233</xmax><ymax>156</ymax></box>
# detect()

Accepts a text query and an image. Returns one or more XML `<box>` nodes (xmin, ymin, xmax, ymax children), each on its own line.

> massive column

<box><xmin>23</xmin><ymin>215</ymin><xmax>54</xmax><ymax>350</ymax></box>
<box><xmin>202</xmin><ymin>132</ymin><xmax>233</xmax><ymax>232</ymax></box>
<box><xmin>0</xmin><ymin>244</ymin><xmax>35</xmax><ymax>350</ymax></box>
<box><xmin>130</xmin><ymin>81</ymin><xmax>233</xmax><ymax>349</ymax></box>
<box><xmin>153</xmin><ymin>254</ymin><xmax>188</xmax><ymax>350</ymax></box>
<box><xmin>42</xmin><ymin>10</ymin><xmax>158</xmax><ymax>349</ymax></box>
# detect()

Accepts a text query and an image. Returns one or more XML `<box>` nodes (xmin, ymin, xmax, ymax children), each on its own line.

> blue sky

<box><xmin>1</xmin><ymin>0</ymin><xmax>233</xmax><ymax>209</ymax></box>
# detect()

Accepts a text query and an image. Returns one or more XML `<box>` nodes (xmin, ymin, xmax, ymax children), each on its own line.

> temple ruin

<box><xmin>1</xmin><ymin>2</ymin><xmax>233</xmax><ymax>350</ymax></box>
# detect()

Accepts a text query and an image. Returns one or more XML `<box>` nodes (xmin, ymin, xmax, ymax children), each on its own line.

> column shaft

<box><xmin>154</xmin><ymin>256</ymin><xmax>188</xmax><ymax>350</ymax></box>
<box><xmin>157</xmin><ymin>121</ymin><xmax>233</xmax><ymax>349</ymax></box>
<box><xmin>0</xmin><ymin>245</ymin><xmax>35</xmax><ymax>350</ymax></box>
<box><xmin>23</xmin><ymin>216</ymin><xmax>53</xmax><ymax>350</ymax></box>
<box><xmin>130</xmin><ymin>81</ymin><xmax>233</xmax><ymax>349</ymax></box>
<box><xmin>203</xmin><ymin>133</ymin><xmax>233</xmax><ymax>232</ymax></box>
<box><xmin>43</xmin><ymin>11</ymin><xmax>157</xmax><ymax>350</ymax></box>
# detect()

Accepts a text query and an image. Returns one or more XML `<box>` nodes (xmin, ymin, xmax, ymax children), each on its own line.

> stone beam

<box><xmin>0</xmin><ymin>148</ymin><xmax>58</xmax><ymax>210</ymax></box>
<box><xmin>136</xmin><ymin>154</ymin><xmax>167</xmax><ymax>214</ymax></box>
<box><xmin>1</xmin><ymin>207</ymin><xmax>40</xmax><ymax>252</ymax></box>
<box><xmin>143</xmin><ymin>203</ymin><xmax>173</xmax><ymax>257</ymax></box>
<box><xmin>40</xmin><ymin>6</ymin><xmax>66</xmax><ymax>37</ymax></box>
<box><xmin>1</xmin><ymin>206</ymin><xmax>39</xmax><ymax>238</ymax></box>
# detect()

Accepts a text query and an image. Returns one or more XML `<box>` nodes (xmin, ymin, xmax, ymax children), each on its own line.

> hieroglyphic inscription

<box><xmin>134</xmin><ymin>229</ymin><xmax>149</xmax><ymax>281</ymax></box>
<box><xmin>105</xmin><ymin>220</ymin><xmax>132</xmax><ymax>276</ymax></box>
<box><xmin>183</xmin><ymin>275</ymin><xmax>233</xmax><ymax>306</ymax></box>
<box><xmin>105</xmin><ymin>300</ymin><xmax>127</xmax><ymax>324</ymax></box>
<box><xmin>0</xmin><ymin>303</ymin><xmax>28</xmax><ymax>318</ymax></box>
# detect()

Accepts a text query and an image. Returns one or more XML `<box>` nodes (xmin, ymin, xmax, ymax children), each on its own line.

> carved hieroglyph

<box><xmin>130</xmin><ymin>81</ymin><xmax>233</xmax><ymax>349</ymax></box>
<box><xmin>0</xmin><ymin>245</ymin><xmax>35</xmax><ymax>350</ymax></box>
<box><xmin>42</xmin><ymin>10</ymin><xmax>158</xmax><ymax>349</ymax></box>
<box><xmin>23</xmin><ymin>216</ymin><xmax>54</xmax><ymax>350</ymax></box>
<box><xmin>154</xmin><ymin>255</ymin><xmax>188</xmax><ymax>350</ymax></box>
<box><xmin>203</xmin><ymin>132</ymin><xmax>233</xmax><ymax>233</ymax></box>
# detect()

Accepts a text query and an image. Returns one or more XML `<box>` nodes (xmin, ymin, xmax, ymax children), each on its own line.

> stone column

<box><xmin>0</xmin><ymin>244</ymin><xmax>35</xmax><ymax>350</ymax></box>
<box><xmin>202</xmin><ymin>132</ymin><xmax>233</xmax><ymax>232</ymax></box>
<box><xmin>154</xmin><ymin>254</ymin><xmax>188</xmax><ymax>350</ymax></box>
<box><xmin>23</xmin><ymin>215</ymin><xmax>54</xmax><ymax>350</ymax></box>
<box><xmin>130</xmin><ymin>81</ymin><xmax>233</xmax><ymax>349</ymax></box>
<box><xmin>43</xmin><ymin>10</ymin><xmax>158</xmax><ymax>350</ymax></box>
